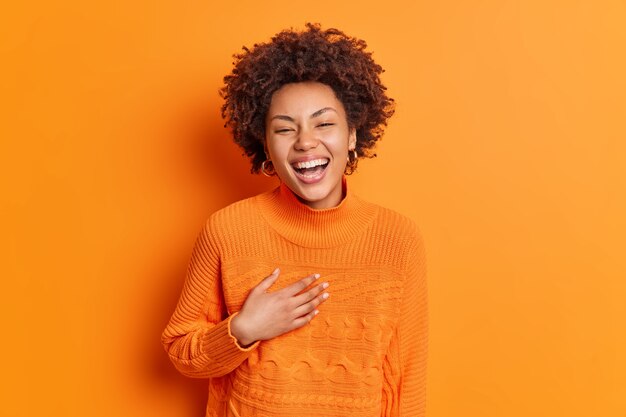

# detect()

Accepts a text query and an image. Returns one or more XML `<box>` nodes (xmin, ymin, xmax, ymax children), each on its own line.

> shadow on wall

<box><xmin>152</xmin><ymin>259</ymin><xmax>213</xmax><ymax>416</ymax></box>
<box><xmin>184</xmin><ymin>96</ymin><xmax>276</xmax><ymax>211</ymax></box>
<box><xmin>143</xmin><ymin>94</ymin><xmax>277</xmax><ymax>415</ymax></box>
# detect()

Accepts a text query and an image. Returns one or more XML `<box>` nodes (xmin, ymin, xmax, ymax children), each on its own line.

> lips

<box><xmin>290</xmin><ymin>158</ymin><xmax>329</xmax><ymax>184</ymax></box>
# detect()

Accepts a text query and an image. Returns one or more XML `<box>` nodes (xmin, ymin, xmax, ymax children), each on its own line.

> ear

<box><xmin>263</xmin><ymin>141</ymin><xmax>270</xmax><ymax>159</ymax></box>
<box><xmin>348</xmin><ymin>127</ymin><xmax>357</xmax><ymax>151</ymax></box>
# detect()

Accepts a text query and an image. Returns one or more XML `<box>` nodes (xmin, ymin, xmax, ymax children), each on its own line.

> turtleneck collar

<box><xmin>255</xmin><ymin>176</ymin><xmax>378</xmax><ymax>248</ymax></box>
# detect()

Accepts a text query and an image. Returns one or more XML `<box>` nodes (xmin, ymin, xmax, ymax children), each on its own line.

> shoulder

<box><xmin>358</xmin><ymin>198</ymin><xmax>426</xmax><ymax>270</ymax></box>
<box><xmin>365</xmin><ymin>200</ymin><xmax>424</xmax><ymax>244</ymax></box>
<box><xmin>201</xmin><ymin>189</ymin><xmax>271</xmax><ymax>239</ymax></box>
<box><xmin>207</xmin><ymin>194</ymin><xmax>259</xmax><ymax>224</ymax></box>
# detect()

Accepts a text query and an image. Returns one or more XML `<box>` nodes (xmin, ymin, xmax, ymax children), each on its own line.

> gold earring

<box><xmin>345</xmin><ymin>149</ymin><xmax>359</xmax><ymax>175</ymax></box>
<box><xmin>261</xmin><ymin>159</ymin><xmax>276</xmax><ymax>177</ymax></box>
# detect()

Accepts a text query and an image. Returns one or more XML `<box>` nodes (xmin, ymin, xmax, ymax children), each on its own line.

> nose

<box><xmin>294</xmin><ymin>127</ymin><xmax>319</xmax><ymax>151</ymax></box>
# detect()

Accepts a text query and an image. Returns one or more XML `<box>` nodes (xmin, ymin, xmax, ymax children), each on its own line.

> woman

<box><xmin>162</xmin><ymin>23</ymin><xmax>428</xmax><ymax>417</ymax></box>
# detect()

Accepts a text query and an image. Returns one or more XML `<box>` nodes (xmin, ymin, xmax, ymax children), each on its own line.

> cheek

<box><xmin>265</xmin><ymin>138</ymin><xmax>280</xmax><ymax>157</ymax></box>
<box><xmin>328</xmin><ymin>136</ymin><xmax>350</xmax><ymax>158</ymax></box>
<box><xmin>267</xmin><ymin>141</ymin><xmax>290</xmax><ymax>166</ymax></box>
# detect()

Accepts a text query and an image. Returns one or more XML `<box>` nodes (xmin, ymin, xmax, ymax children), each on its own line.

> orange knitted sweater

<box><xmin>161</xmin><ymin>177</ymin><xmax>428</xmax><ymax>417</ymax></box>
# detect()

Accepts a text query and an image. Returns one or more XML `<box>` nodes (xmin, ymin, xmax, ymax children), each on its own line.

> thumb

<box><xmin>256</xmin><ymin>268</ymin><xmax>280</xmax><ymax>293</ymax></box>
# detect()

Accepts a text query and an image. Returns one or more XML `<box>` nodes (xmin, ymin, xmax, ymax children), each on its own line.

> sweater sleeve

<box><xmin>161</xmin><ymin>218</ymin><xmax>260</xmax><ymax>378</ymax></box>
<box><xmin>382</xmin><ymin>226</ymin><xmax>428</xmax><ymax>416</ymax></box>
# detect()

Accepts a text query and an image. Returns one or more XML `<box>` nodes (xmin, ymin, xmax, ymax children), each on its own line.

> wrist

<box><xmin>230</xmin><ymin>313</ymin><xmax>255</xmax><ymax>347</ymax></box>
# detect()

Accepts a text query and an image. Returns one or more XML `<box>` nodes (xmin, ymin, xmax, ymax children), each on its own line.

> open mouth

<box><xmin>291</xmin><ymin>158</ymin><xmax>329</xmax><ymax>180</ymax></box>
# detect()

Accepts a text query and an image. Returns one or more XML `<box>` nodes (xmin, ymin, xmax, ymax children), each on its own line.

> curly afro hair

<box><xmin>220</xmin><ymin>23</ymin><xmax>395</xmax><ymax>175</ymax></box>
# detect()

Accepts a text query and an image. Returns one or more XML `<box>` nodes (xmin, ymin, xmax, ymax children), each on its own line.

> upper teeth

<box><xmin>293</xmin><ymin>158</ymin><xmax>329</xmax><ymax>169</ymax></box>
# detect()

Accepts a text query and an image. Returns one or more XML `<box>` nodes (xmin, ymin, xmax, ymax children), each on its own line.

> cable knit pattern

<box><xmin>162</xmin><ymin>177</ymin><xmax>428</xmax><ymax>417</ymax></box>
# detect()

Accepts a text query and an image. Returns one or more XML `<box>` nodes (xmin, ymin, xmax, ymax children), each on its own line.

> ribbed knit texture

<box><xmin>162</xmin><ymin>177</ymin><xmax>428</xmax><ymax>417</ymax></box>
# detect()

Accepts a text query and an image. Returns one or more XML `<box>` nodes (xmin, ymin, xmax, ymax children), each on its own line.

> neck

<box><xmin>255</xmin><ymin>177</ymin><xmax>378</xmax><ymax>248</ymax></box>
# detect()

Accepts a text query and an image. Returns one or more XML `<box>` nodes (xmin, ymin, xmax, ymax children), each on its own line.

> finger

<box><xmin>281</xmin><ymin>273</ymin><xmax>320</xmax><ymax>297</ymax></box>
<box><xmin>291</xmin><ymin>309</ymin><xmax>319</xmax><ymax>329</ymax></box>
<box><xmin>254</xmin><ymin>268</ymin><xmax>280</xmax><ymax>293</ymax></box>
<box><xmin>293</xmin><ymin>292</ymin><xmax>329</xmax><ymax>317</ymax></box>
<box><xmin>292</xmin><ymin>282</ymin><xmax>329</xmax><ymax>307</ymax></box>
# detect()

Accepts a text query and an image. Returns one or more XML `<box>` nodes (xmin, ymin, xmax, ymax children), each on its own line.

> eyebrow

<box><xmin>270</xmin><ymin>107</ymin><xmax>337</xmax><ymax>122</ymax></box>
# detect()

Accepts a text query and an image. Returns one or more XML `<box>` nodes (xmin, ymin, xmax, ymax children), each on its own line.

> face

<box><xmin>265</xmin><ymin>81</ymin><xmax>356</xmax><ymax>209</ymax></box>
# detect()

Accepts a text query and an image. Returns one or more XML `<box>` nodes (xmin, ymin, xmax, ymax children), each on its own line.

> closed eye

<box><xmin>317</xmin><ymin>123</ymin><xmax>334</xmax><ymax>127</ymax></box>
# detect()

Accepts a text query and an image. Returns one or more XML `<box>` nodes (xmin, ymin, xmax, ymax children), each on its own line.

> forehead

<box><xmin>267</xmin><ymin>81</ymin><xmax>345</xmax><ymax>117</ymax></box>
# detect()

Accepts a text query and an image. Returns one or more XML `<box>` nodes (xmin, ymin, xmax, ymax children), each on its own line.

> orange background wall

<box><xmin>1</xmin><ymin>1</ymin><xmax>625</xmax><ymax>416</ymax></box>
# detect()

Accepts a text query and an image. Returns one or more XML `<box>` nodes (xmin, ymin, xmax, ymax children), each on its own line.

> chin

<box><xmin>293</xmin><ymin>179</ymin><xmax>344</xmax><ymax>209</ymax></box>
<box><xmin>298</xmin><ymin>189</ymin><xmax>329</xmax><ymax>203</ymax></box>
<box><xmin>289</xmin><ymin>182</ymin><xmax>325</xmax><ymax>199</ymax></box>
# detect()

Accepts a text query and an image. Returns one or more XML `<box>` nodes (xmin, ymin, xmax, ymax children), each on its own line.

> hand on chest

<box><xmin>222</xmin><ymin>259</ymin><xmax>403</xmax><ymax>344</ymax></box>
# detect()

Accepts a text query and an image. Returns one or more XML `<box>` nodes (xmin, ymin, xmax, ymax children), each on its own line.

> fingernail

<box><xmin>314</xmin><ymin>310</ymin><xmax>319</xmax><ymax>315</ymax></box>
<box><xmin>273</xmin><ymin>268</ymin><xmax>280</xmax><ymax>275</ymax></box>
<box><xmin>322</xmin><ymin>282</ymin><xmax>329</xmax><ymax>289</ymax></box>
<box><xmin>322</xmin><ymin>293</ymin><xmax>329</xmax><ymax>299</ymax></box>
<box><xmin>314</xmin><ymin>273</ymin><xmax>320</xmax><ymax>279</ymax></box>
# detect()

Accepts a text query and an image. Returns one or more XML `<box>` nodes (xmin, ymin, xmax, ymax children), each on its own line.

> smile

<box><xmin>290</xmin><ymin>158</ymin><xmax>329</xmax><ymax>184</ymax></box>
